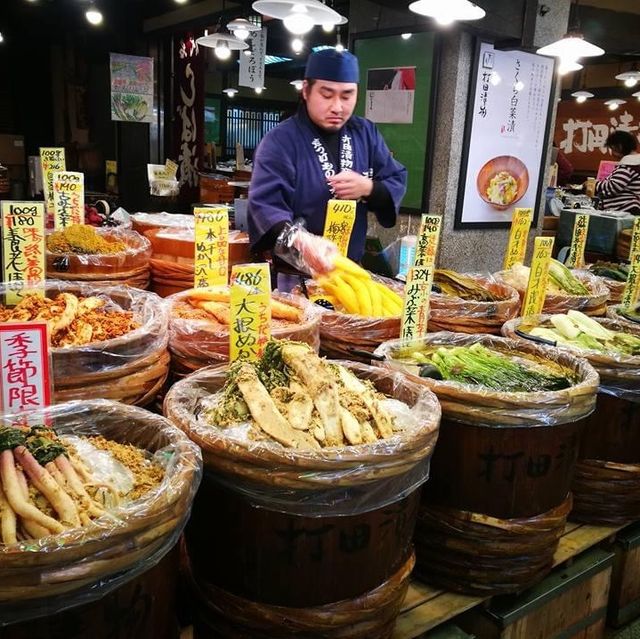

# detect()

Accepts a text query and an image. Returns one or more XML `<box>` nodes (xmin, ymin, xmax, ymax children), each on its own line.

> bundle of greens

<box><xmin>201</xmin><ymin>341</ymin><xmax>399</xmax><ymax>450</ymax></box>
<box><xmin>500</xmin><ymin>260</ymin><xmax>590</xmax><ymax>296</ymax></box>
<box><xmin>525</xmin><ymin>310</ymin><xmax>640</xmax><ymax>357</ymax></box>
<box><xmin>589</xmin><ymin>262</ymin><xmax>630</xmax><ymax>282</ymax></box>
<box><xmin>433</xmin><ymin>270</ymin><xmax>499</xmax><ymax>302</ymax></box>
<box><xmin>392</xmin><ymin>342</ymin><xmax>573</xmax><ymax>392</ymax></box>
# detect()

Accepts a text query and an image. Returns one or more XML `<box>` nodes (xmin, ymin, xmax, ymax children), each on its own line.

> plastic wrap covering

<box><xmin>503</xmin><ymin>315</ymin><xmax>640</xmax><ymax>402</ymax></box>
<box><xmin>430</xmin><ymin>273</ymin><xmax>520</xmax><ymax>335</ymax></box>
<box><xmin>168</xmin><ymin>291</ymin><xmax>322</xmax><ymax>373</ymax></box>
<box><xmin>274</xmin><ymin>222</ymin><xmax>339</xmax><ymax>276</ymax></box>
<box><xmin>0</xmin><ymin>399</ymin><xmax>202</xmax><ymax>625</ymax></box>
<box><xmin>296</xmin><ymin>277</ymin><xmax>403</xmax><ymax>362</ymax></box>
<box><xmin>0</xmin><ymin>281</ymin><xmax>170</xmax><ymax>405</ymax></box>
<box><xmin>495</xmin><ymin>268</ymin><xmax>610</xmax><ymax>316</ymax></box>
<box><xmin>131</xmin><ymin>211</ymin><xmax>195</xmax><ymax>234</ymax></box>
<box><xmin>607</xmin><ymin>304</ymin><xmax>640</xmax><ymax>327</ymax></box>
<box><xmin>373</xmin><ymin>332</ymin><xmax>598</xmax><ymax>428</ymax></box>
<box><xmin>163</xmin><ymin>360</ymin><xmax>440</xmax><ymax>516</ymax></box>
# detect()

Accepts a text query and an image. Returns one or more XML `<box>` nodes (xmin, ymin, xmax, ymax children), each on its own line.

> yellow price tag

<box><xmin>566</xmin><ymin>213</ymin><xmax>590</xmax><ymax>269</ymax></box>
<box><xmin>628</xmin><ymin>217</ymin><xmax>640</xmax><ymax>262</ymax></box>
<box><xmin>503</xmin><ymin>208</ymin><xmax>533</xmax><ymax>270</ymax></box>
<box><xmin>229</xmin><ymin>263</ymin><xmax>272</xmax><ymax>362</ymax></box>
<box><xmin>52</xmin><ymin>171</ymin><xmax>85</xmax><ymax>229</ymax></box>
<box><xmin>323</xmin><ymin>199</ymin><xmax>356</xmax><ymax>256</ymax></box>
<box><xmin>400</xmin><ymin>265</ymin><xmax>434</xmax><ymax>342</ymax></box>
<box><xmin>1</xmin><ymin>201</ymin><xmax>46</xmax><ymax>305</ymax></box>
<box><xmin>39</xmin><ymin>147</ymin><xmax>66</xmax><ymax>216</ymax></box>
<box><xmin>194</xmin><ymin>207</ymin><xmax>229</xmax><ymax>288</ymax></box>
<box><xmin>414</xmin><ymin>214</ymin><xmax>442</xmax><ymax>267</ymax></box>
<box><xmin>622</xmin><ymin>252</ymin><xmax>640</xmax><ymax>310</ymax></box>
<box><xmin>522</xmin><ymin>237</ymin><xmax>555</xmax><ymax>318</ymax></box>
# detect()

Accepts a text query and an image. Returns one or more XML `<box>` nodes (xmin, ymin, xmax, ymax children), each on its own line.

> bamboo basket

<box><xmin>494</xmin><ymin>269</ymin><xmax>610</xmax><ymax>316</ymax></box>
<box><xmin>168</xmin><ymin>292</ymin><xmax>321</xmax><ymax>374</ymax></box>
<box><xmin>46</xmin><ymin>228</ymin><xmax>152</xmax><ymax>290</ymax></box>
<box><xmin>429</xmin><ymin>275</ymin><xmax>520</xmax><ymax>335</ymax></box>
<box><xmin>0</xmin><ymin>399</ymin><xmax>202</xmax><ymax>625</ymax></box>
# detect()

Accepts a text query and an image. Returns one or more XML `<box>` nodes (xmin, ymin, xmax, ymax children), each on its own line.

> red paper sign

<box><xmin>0</xmin><ymin>322</ymin><xmax>51</xmax><ymax>415</ymax></box>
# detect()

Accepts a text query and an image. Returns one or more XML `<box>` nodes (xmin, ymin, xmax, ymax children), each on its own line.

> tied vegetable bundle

<box><xmin>390</xmin><ymin>342</ymin><xmax>573</xmax><ymax>392</ymax></box>
<box><xmin>433</xmin><ymin>270</ymin><xmax>500</xmax><ymax>302</ymax></box>
<box><xmin>524</xmin><ymin>310</ymin><xmax>640</xmax><ymax>357</ymax></box>
<box><xmin>313</xmin><ymin>256</ymin><xmax>403</xmax><ymax>317</ymax></box>
<box><xmin>500</xmin><ymin>260</ymin><xmax>590</xmax><ymax>296</ymax></box>
<box><xmin>0</xmin><ymin>425</ymin><xmax>164</xmax><ymax>545</ymax></box>
<box><xmin>199</xmin><ymin>341</ymin><xmax>401</xmax><ymax>450</ymax></box>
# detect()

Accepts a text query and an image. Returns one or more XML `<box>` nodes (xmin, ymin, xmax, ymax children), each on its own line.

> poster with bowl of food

<box><xmin>477</xmin><ymin>156</ymin><xmax>529</xmax><ymax>210</ymax></box>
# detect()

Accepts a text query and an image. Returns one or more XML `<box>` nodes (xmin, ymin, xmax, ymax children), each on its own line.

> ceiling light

<box><xmin>557</xmin><ymin>59</ymin><xmax>583</xmax><ymax>75</ymax></box>
<box><xmin>401</xmin><ymin>33</ymin><xmax>412</xmax><ymax>40</ymax></box>
<box><xmin>197</xmin><ymin>32</ymin><xmax>249</xmax><ymax>57</ymax></box>
<box><xmin>85</xmin><ymin>5</ymin><xmax>103</xmax><ymax>25</ymax></box>
<box><xmin>408</xmin><ymin>0</ymin><xmax>485</xmax><ymax>25</ymax></box>
<box><xmin>633</xmin><ymin>92</ymin><xmax>640</xmax><ymax>101</ymax></box>
<box><xmin>571</xmin><ymin>90</ymin><xmax>594</xmax><ymax>103</ymax></box>
<box><xmin>223</xmin><ymin>88</ymin><xmax>239</xmax><ymax>97</ymax></box>
<box><xmin>174</xmin><ymin>0</ymin><xmax>189</xmax><ymax>4</ymax></box>
<box><xmin>291</xmin><ymin>37</ymin><xmax>304</xmax><ymax>53</ymax></box>
<box><xmin>605</xmin><ymin>99</ymin><xmax>626</xmax><ymax>111</ymax></box>
<box><xmin>616</xmin><ymin>71</ymin><xmax>640</xmax><ymax>88</ymax></box>
<box><xmin>0</xmin><ymin>33</ymin><xmax>3</xmax><ymax>43</ymax></box>
<box><xmin>227</xmin><ymin>18</ymin><xmax>261</xmax><ymax>41</ymax></box>
<box><xmin>290</xmin><ymin>79</ymin><xmax>304</xmax><ymax>91</ymax></box>
<box><xmin>255</xmin><ymin>87</ymin><xmax>265</xmax><ymax>94</ymax></box>
<box><xmin>537</xmin><ymin>32</ymin><xmax>604</xmax><ymax>60</ymax></box>
<box><xmin>243</xmin><ymin>48</ymin><xmax>253</xmax><ymax>57</ymax></box>
<box><xmin>252</xmin><ymin>0</ymin><xmax>344</xmax><ymax>32</ymax></box>
<box><xmin>215</xmin><ymin>42</ymin><xmax>231</xmax><ymax>59</ymax></box>
<box><xmin>322</xmin><ymin>22</ymin><xmax>335</xmax><ymax>32</ymax></box>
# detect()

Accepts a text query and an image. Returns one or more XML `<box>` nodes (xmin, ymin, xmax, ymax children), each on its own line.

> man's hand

<box><xmin>327</xmin><ymin>170</ymin><xmax>374</xmax><ymax>200</ymax></box>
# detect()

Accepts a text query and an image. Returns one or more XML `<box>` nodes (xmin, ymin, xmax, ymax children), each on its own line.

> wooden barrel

<box><xmin>375</xmin><ymin>333</ymin><xmax>599</xmax><ymax>595</ymax></box>
<box><xmin>1</xmin><ymin>549</ymin><xmax>180</xmax><ymax>639</ymax></box>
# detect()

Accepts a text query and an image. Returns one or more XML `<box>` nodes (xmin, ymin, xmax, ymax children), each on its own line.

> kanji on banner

<box><xmin>239</xmin><ymin>28</ymin><xmax>266</xmax><ymax>90</ymax></box>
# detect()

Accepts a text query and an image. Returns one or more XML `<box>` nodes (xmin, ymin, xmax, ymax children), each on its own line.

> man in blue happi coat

<box><xmin>248</xmin><ymin>47</ymin><xmax>407</xmax><ymax>269</ymax></box>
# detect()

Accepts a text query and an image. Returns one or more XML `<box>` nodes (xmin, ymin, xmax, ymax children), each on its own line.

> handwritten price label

<box><xmin>414</xmin><ymin>214</ymin><xmax>442</xmax><ymax>268</ymax></box>
<box><xmin>1</xmin><ymin>201</ymin><xmax>46</xmax><ymax>305</ymax></box>
<box><xmin>53</xmin><ymin>171</ymin><xmax>85</xmax><ymax>229</ymax></box>
<box><xmin>400</xmin><ymin>265</ymin><xmax>434</xmax><ymax>342</ymax></box>
<box><xmin>566</xmin><ymin>213</ymin><xmax>590</xmax><ymax>269</ymax></box>
<box><xmin>622</xmin><ymin>252</ymin><xmax>640</xmax><ymax>310</ymax></box>
<box><xmin>323</xmin><ymin>200</ymin><xmax>356</xmax><ymax>256</ymax></box>
<box><xmin>194</xmin><ymin>208</ymin><xmax>229</xmax><ymax>288</ymax></box>
<box><xmin>522</xmin><ymin>236</ymin><xmax>555</xmax><ymax>318</ymax></box>
<box><xmin>40</xmin><ymin>147</ymin><xmax>66</xmax><ymax>216</ymax></box>
<box><xmin>503</xmin><ymin>208</ymin><xmax>533</xmax><ymax>270</ymax></box>
<box><xmin>229</xmin><ymin>263</ymin><xmax>271</xmax><ymax>362</ymax></box>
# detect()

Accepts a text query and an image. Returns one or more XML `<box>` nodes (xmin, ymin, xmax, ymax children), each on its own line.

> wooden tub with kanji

<box><xmin>374</xmin><ymin>333</ymin><xmax>599</xmax><ymax>596</ymax></box>
<box><xmin>163</xmin><ymin>362</ymin><xmax>440</xmax><ymax>639</ymax></box>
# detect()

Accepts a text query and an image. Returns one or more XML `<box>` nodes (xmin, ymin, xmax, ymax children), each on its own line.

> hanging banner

<box><xmin>503</xmin><ymin>208</ymin><xmax>533</xmax><ymax>270</ymax></box>
<box><xmin>109</xmin><ymin>53</ymin><xmax>154</xmax><ymax>123</ymax></box>
<box><xmin>194</xmin><ymin>207</ymin><xmax>229</xmax><ymax>288</ymax></box>
<box><xmin>174</xmin><ymin>33</ymin><xmax>205</xmax><ymax>202</ymax></box>
<box><xmin>1</xmin><ymin>201</ymin><xmax>46</xmax><ymax>305</ymax></box>
<box><xmin>323</xmin><ymin>200</ymin><xmax>356</xmax><ymax>256</ymax></box>
<box><xmin>39</xmin><ymin>147</ymin><xmax>66</xmax><ymax>216</ymax></box>
<box><xmin>522</xmin><ymin>236</ymin><xmax>555</xmax><ymax>318</ymax></box>
<box><xmin>52</xmin><ymin>171</ymin><xmax>85</xmax><ymax>229</ymax></box>
<box><xmin>414</xmin><ymin>214</ymin><xmax>442</xmax><ymax>267</ymax></box>
<box><xmin>400</xmin><ymin>265</ymin><xmax>433</xmax><ymax>342</ymax></box>
<box><xmin>566</xmin><ymin>213</ymin><xmax>590</xmax><ymax>269</ymax></box>
<box><xmin>239</xmin><ymin>27</ymin><xmax>267</xmax><ymax>90</ymax></box>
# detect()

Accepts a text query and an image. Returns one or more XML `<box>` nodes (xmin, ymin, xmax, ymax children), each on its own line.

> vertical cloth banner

<box><xmin>174</xmin><ymin>33</ymin><xmax>205</xmax><ymax>202</ymax></box>
<box><xmin>53</xmin><ymin>171</ymin><xmax>85</xmax><ymax>229</ymax></box>
<box><xmin>40</xmin><ymin>147</ymin><xmax>66</xmax><ymax>216</ymax></box>
<box><xmin>239</xmin><ymin>28</ymin><xmax>267</xmax><ymax>90</ymax></box>
<box><xmin>109</xmin><ymin>53</ymin><xmax>154</xmax><ymax>123</ymax></box>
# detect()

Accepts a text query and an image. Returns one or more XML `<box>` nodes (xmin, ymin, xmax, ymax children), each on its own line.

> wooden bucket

<box><xmin>1</xmin><ymin>549</ymin><xmax>180</xmax><ymax>639</ymax></box>
<box><xmin>375</xmin><ymin>333</ymin><xmax>599</xmax><ymax>594</ymax></box>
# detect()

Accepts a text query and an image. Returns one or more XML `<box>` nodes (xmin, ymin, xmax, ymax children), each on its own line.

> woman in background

<box><xmin>596</xmin><ymin>130</ymin><xmax>640</xmax><ymax>214</ymax></box>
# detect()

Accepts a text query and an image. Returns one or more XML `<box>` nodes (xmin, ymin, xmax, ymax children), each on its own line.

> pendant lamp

<box><xmin>408</xmin><ymin>0</ymin><xmax>485</xmax><ymax>26</ymax></box>
<box><xmin>252</xmin><ymin>0</ymin><xmax>345</xmax><ymax>35</ymax></box>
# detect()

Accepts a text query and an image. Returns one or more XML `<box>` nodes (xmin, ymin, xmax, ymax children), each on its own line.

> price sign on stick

<box><xmin>0</xmin><ymin>322</ymin><xmax>51</xmax><ymax>416</ymax></box>
<box><xmin>503</xmin><ymin>208</ymin><xmax>533</xmax><ymax>270</ymax></box>
<box><xmin>414</xmin><ymin>214</ymin><xmax>442</xmax><ymax>268</ymax></box>
<box><xmin>522</xmin><ymin>237</ymin><xmax>555</xmax><ymax>318</ymax></box>
<box><xmin>194</xmin><ymin>208</ymin><xmax>229</xmax><ymax>289</ymax></box>
<box><xmin>628</xmin><ymin>217</ymin><xmax>640</xmax><ymax>262</ymax></box>
<box><xmin>566</xmin><ymin>213</ymin><xmax>590</xmax><ymax>269</ymax></box>
<box><xmin>1</xmin><ymin>201</ymin><xmax>46</xmax><ymax>305</ymax></box>
<box><xmin>400</xmin><ymin>265</ymin><xmax>434</xmax><ymax>342</ymax></box>
<box><xmin>39</xmin><ymin>147</ymin><xmax>66</xmax><ymax>216</ymax></box>
<box><xmin>323</xmin><ymin>200</ymin><xmax>356</xmax><ymax>256</ymax></box>
<box><xmin>622</xmin><ymin>252</ymin><xmax>640</xmax><ymax>310</ymax></box>
<box><xmin>229</xmin><ymin>263</ymin><xmax>272</xmax><ymax>362</ymax></box>
<box><xmin>52</xmin><ymin>171</ymin><xmax>85</xmax><ymax>229</ymax></box>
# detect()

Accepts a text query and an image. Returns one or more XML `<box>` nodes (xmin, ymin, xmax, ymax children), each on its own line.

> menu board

<box><xmin>455</xmin><ymin>42</ymin><xmax>555</xmax><ymax>229</ymax></box>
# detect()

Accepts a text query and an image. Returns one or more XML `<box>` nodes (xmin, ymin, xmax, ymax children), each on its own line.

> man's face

<box><xmin>302</xmin><ymin>79</ymin><xmax>358</xmax><ymax>132</ymax></box>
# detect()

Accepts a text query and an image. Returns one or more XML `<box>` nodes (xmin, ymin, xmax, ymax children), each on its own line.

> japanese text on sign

<box><xmin>53</xmin><ymin>171</ymin><xmax>85</xmax><ymax>229</ymax></box>
<box><xmin>239</xmin><ymin>27</ymin><xmax>267</xmax><ymax>90</ymax></box>
<box><xmin>39</xmin><ymin>148</ymin><xmax>66</xmax><ymax>215</ymax></box>
<box><xmin>1</xmin><ymin>201</ymin><xmax>46</xmax><ymax>305</ymax></box>
<box><xmin>503</xmin><ymin>208</ymin><xmax>533</xmax><ymax>270</ymax></box>
<box><xmin>522</xmin><ymin>236</ymin><xmax>555</xmax><ymax>318</ymax></box>
<box><xmin>400</xmin><ymin>265</ymin><xmax>433</xmax><ymax>342</ymax></box>
<box><xmin>622</xmin><ymin>252</ymin><xmax>640</xmax><ymax>310</ymax></box>
<box><xmin>0</xmin><ymin>322</ymin><xmax>51</xmax><ymax>415</ymax></box>
<box><xmin>502</xmin><ymin>58</ymin><xmax>521</xmax><ymax>135</ymax></box>
<box><xmin>194</xmin><ymin>208</ymin><xmax>229</xmax><ymax>288</ymax></box>
<box><xmin>567</xmin><ymin>214</ymin><xmax>590</xmax><ymax>269</ymax></box>
<box><xmin>414</xmin><ymin>214</ymin><xmax>442</xmax><ymax>268</ymax></box>
<box><xmin>229</xmin><ymin>263</ymin><xmax>271</xmax><ymax>362</ymax></box>
<box><xmin>323</xmin><ymin>200</ymin><xmax>356</xmax><ymax>256</ymax></box>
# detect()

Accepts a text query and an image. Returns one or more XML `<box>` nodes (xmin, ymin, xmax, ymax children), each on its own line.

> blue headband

<box><xmin>305</xmin><ymin>49</ymin><xmax>359</xmax><ymax>83</ymax></box>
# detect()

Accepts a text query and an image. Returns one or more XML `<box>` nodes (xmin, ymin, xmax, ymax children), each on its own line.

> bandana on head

<box><xmin>304</xmin><ymin>49</ymin><xmax>360</xmax><ymax>83</ymax></box>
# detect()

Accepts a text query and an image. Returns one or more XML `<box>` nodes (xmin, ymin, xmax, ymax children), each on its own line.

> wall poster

<box><xmin>110</xmin><ymin>53</ymin><xmax>154</xmax><ymax>123</ymax></box>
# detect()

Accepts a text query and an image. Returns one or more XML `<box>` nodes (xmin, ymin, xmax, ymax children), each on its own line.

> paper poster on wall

<box><xmin>110</xmin><ymin>53</ymin><xmax>154</xmax><ymax>123</ymax></box>
<box><xmin>455</xmin><ymin>42</ymin><xmax>555</xmax><ymax>228</ymax></box>
<box><xmin>365</xmin><ymin>67</ymin><xmax>416</xmax><ymax>124</ymax></box>
<box><xmin>239</xmin><ymin>28</ymin><xmax>266</xmax><ymax>90</ymax></box>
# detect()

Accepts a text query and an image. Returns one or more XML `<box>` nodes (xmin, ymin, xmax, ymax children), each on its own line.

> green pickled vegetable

<box><xmin>433</xmin><ymin>270</ymin><xmax>499</xmax><ymax>302</ymax></box>
<box><xmin>548</xmin><ymin>260</ymin><xmax>590</xmax><ymax>296</ymax></box>
<box><xmin>590</xmin><ymin>262</ymin><xmax>629</xmax><ymax>282</ymax></box>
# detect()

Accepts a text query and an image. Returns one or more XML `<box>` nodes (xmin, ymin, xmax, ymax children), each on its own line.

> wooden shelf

<box><xmin>393</xmin><ymin>520</ymin><xmax>626</xmax><ymax>639</ymax></box>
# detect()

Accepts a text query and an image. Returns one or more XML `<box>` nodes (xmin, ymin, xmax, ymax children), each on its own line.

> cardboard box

<box><xmin>0</xmin><ymin>134</ymin><xmax>26</xmax><ymax>166</ymax></box>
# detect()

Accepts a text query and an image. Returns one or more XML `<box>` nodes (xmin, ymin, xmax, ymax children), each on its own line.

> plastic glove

<box><xmin>274</xmin><ymin>223</ymin><xmax>338</xmax><ymax>276</ymax></box>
